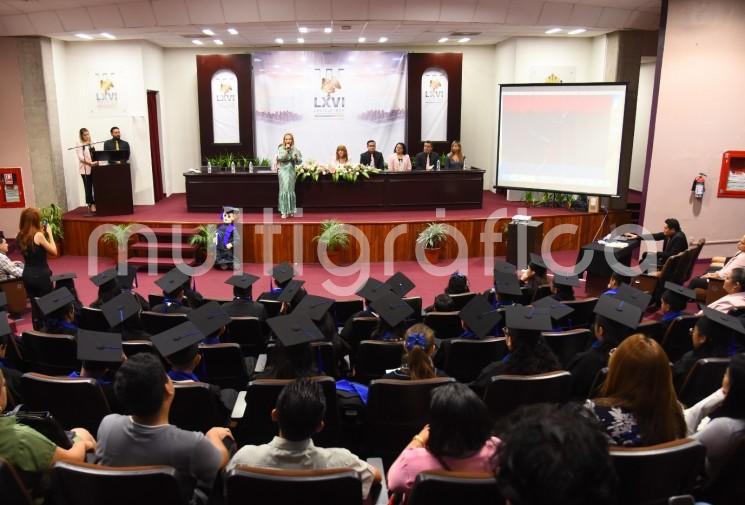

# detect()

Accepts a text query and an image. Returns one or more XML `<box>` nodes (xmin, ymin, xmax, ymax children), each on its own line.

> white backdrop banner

<box><xmin>90</xmin><ymin>70</ymin><xmax>128</xmax><ymax>115</ymax></box>
<box><xmin>211</xmin><ymin>69</ymin><xmax>240</xmax><ymax>144</ymax></box>
<box><xmin>420</xmin><ymin>68</ymin><xmax>448</xmax><ymax>142</ymax></box>
<box><xmin>253</xmin><ymin>51</ymin><xmax>407</xmax><ymax>164</ymax></box>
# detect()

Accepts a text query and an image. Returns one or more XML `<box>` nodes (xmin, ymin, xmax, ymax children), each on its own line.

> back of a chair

<box><xmin>198</xmin><ymin>343</ymin><xmax>248</xmax><ymax>389</ymax></box>
<box><xmin>366</xmin><ymin>378</ymin><xmax>455</xmax><ymax>462</ymax></box>
<box><xmin>588</xmin><ymin>367</ymin><xmax>609</xmax><ymax>398</ymax></box>
<box><xmin>542</xmin><ymin>329</ymin><xmax>593</xmax><ymax>368</ymax></box>
<box><xmin>0</xmin><ymin>456</ymin><xmax>33</xmax><ymax>505</ymax></box>
<box><xmin>0</xmin><ymin>278</ymin><xmax>27</xmax><ymax>316</ymax></box>
<box><xmin>53</xmin><ymin>461</ymin><xmax>188</xmax><ymax>505</ymax></box>
<box><xmin>678</xmin><ymin>357</ymin><xmax>730</xmax><ymax>407</ymax></box>
<box><xmin>345</xmin><ymin>317</ymin><xmax>379</xmax><ymax>359</ymax></box>
<box><xmin>610</xmin><ymin>438</ymin><xmax>705</xmax><ymax>505</ymax></box>
<box><xmin>633</xmin><ymin>252</ymin><xmax>684</xmax><ymax>295</ymax></box>
<box><xmin>79</xmin><ymin>307</ymin><xmax>110</xmax><ymax>331</ymax></box>
<box><xmin>661</xmin><ymin>315</ymin><xmax>700</xmax><ymax>363</ymax></box>
<box><xmin>355</xmin><ymin>340</ymin><xmax>405</xmax><ymax>383</ymax></box>
<box><xmin>556</xmin><ymin>297</ymin><xmax>598</xmax><ymax>329</ymax></box>
<box><xmin>408</xmin><ymin>471</ymin><xmax>503</xmax><ymax>505</ymax></box>
<box><xmin>332</xmin><ymin>299</ymin><xmax>364</xmax><ymax>326</ymax></box>
<box><xmin>141</xmin><ymin>311</ymin><xmax>187</xmax><ymax>335</ymax></box>
<box><xmin>403</xmin><ymin>296</ymin><xmax>424</xmax><ymax>322</ymax></box>
<box><xmin>21</xmin><ymin>372</ymin><xmax>111</xmax><ymax>434</ymax></box>
<box><xmin>258</xmin><ymin>299</ymin><xmax>283</xmax><ymax>318</ymax></box>
<box><xmin>705</xmin><ymin>278</ymin><xmax>727</xmax><ymax>305</ymax></box>
<box><xmin>702</xmin><ymin>436</ymin><xmax>745</xmax><ymax>505</ymax></box>
<box><xmin>21</xmin><ymin>331</ymin><xmax>78</xmax><ymax>375</ymax></box>
<box><xmin>484</xmin><ymin>371</ymin><xmax>572</xmax><ymax>420</ymax></box>
<box><xmin>448</xmin><ymin>292</ymin><xmax>477</xmax><ymax>311</ymax></box>
<box><xmin>121</xmin><ymin>340</ymin><xmax>157</xmax><ymax>358</ymax></box>
<box><xmin>311</xmin><ymin>341</ymin><xmax>337</xmax><ymax>378</ymax></box>
<box><xmin>443</xmin><ymin>338</ymin><xmax>507</xmax><ymax>383</ymax></box>
<box><xmin>170</xmin><ymin>382</ymin><xmax>224</xmax><ymax>433</ymax></box>
<box><xmin>671</xmin><ymin>248</ymin><xmax>695</xmax><ymax>285</ymax></box>
<box><xmin>424</xmin><ymin>311</ymin><xmax>463</xmax><ymax>340</ymax></box>
<box><xmin>147</xmin><ymin>294</ymin><xmax>165</xmax><ymax>307</ymax></box>
<box><xmin>679</xmin><ymin>240</ymin><xmax>705</xmax><ymax>284</ymax></box>
<box><xmin>225</xmin><ymin>466</ymin><xmax>362</xmax><ymax>505</ymax></box>
<box><xmin>636</xmin><ymin>321</ymin><xmax>667</xmax><ymax>343</ymax></box>
<box><xmin>225</xmin><ymin>317</ymin><xmax>268</xmax><ymax>357</ymax></box>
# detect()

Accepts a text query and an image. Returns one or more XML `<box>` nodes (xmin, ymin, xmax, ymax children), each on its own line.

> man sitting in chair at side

<box><xmin>227</xmin><ymin>378</ymin><xmax>381</xmax><ymax>498</ymax></box>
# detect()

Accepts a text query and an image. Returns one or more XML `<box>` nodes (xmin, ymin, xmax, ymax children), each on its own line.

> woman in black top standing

<box><xmin>16</xmin><ymin>207</ymin><xmax>56</xmax><ymax>299</ymax></box>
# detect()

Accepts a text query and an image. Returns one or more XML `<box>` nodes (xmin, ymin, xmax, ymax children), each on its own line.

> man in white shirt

<box><xmin>0</xmin><ymin>236</ymin><xmax>23</xmax><ymax>282</ymax></box>
<box><xmin>228</xmin><ymin>378</ymin><xmax>381</xmax><ymax>498</ymax></box>
<box><xmin>690</xmin><ymin>234</ymin><xmax>745</xmax><ymax>290</ymax></box>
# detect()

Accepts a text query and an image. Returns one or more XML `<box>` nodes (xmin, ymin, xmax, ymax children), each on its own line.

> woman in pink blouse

<box><xmin>76</xmin><ymin>127</ymin><xmax>98</xmax><ymax>213</ymax></box>
<box><xmin>387</xmin><ymin>142</ymin><xmax>412</xmax><ymax>171</ymax></box>
<box><xmin>387</xmin><ymin>383</ymin><xmax>499</xmax><ymax>500</ymax></box>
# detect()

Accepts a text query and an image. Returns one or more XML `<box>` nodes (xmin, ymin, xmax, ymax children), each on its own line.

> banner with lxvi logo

<box><xmin>211</xmin><ymin>69</ymin><xmax>240</xmax><ymax>144</ymax></box>
<box><xmin>420</xmin><ymin>68</ymin><xmax>448</xmax><ymax>142</ymax></box>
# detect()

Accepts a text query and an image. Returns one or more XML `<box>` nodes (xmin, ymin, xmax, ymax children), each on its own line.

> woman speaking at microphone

<box><xmin>76</xmin><ymin>127</ymin><xmax>99</xmax><ymax>213</ymax></box>
<box><xmin>276</xmin><ymin>132</ymin><xmax>302</xmax><ymax>219</ymax></box>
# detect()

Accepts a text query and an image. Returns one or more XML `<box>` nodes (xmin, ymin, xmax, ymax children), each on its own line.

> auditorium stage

<box><xmin>62</xmin><ymin>192</ymin><xmax>631</xmax><ymax>263</ymax></box>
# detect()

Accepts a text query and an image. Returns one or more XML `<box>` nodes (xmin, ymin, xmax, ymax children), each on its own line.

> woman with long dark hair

<box><xmin>387</xmin><ymin>382</ymin><xmax>498</xmax><ymax>497</ymax></box>
<box><xmin>76</xmin><ymin>127</ymin><xmax>98</xmax><ymax>213</ymax></box>
<box><xmin>16</xmin><ymin>208</ymin><xmax>56</xmax><ymax>300</ymax></box>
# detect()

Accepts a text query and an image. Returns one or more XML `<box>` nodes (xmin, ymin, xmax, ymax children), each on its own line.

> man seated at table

<box><xmin>359</xmin><ymin>140</ymin><xmax>384</xmax><ymax>169</ymax></box>
<box><xmin>0</xmin><ymin>235</ymin><xmax>23</xmax><ymax>282</ymax></box>
<box><xmin>413</xmin><ymin>141</ymin><xmax>440</xmax><ymax>171</ymax></box>
<box><xmin>624</xmin><ymin>217</ymin><xmax>688</xmax><ymax>270</ymax></box>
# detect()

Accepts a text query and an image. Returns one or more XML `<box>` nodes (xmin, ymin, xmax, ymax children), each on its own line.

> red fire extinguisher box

<box><xmin>718</xmin><ymin>151</ymin><xmax>745</xmax><ymax>198</ymax></box>
<box><xmin>0</xmin><ymin>168</ymin><xmax>25</xmax><ymax>208</ymax></box>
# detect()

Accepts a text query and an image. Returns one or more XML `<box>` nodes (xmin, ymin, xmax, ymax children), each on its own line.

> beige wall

<box><xmin>0</xmin><ymin>38</ymin><xmax>34</xmax><ymax>237</ymax></box>
<box><xmin>643</xmin><ymin>0</ymin><xmax>745</xmax><ymax>258</ymax></box>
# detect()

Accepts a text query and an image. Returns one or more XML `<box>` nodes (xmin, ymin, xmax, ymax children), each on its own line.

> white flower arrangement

<box><xmin>296</xmin><ymin>161</ymin><xmax>381</xmax><ymax>183</ymax></box>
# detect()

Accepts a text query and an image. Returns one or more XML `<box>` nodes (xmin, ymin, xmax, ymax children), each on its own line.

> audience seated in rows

<box><xmin>688</xmin><ymin>234</ymin><xmax>745</xmax><ymax>289</ymax></box>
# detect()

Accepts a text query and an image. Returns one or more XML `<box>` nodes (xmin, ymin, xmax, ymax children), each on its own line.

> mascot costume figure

<box><xmin>216</xmin><ymin>206</ymin><xmax>238</xmax><ymax>270</ymax></box>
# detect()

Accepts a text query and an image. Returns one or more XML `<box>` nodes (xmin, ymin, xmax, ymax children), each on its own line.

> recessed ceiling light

<box><xmin>298</xmin><ymin>26</ymin><xmax>308</xmax><ymax>34</ymax></box>
<box><xmin>192</xmin><ymin>39</ymin><xmax>204</xmax><ymax>45</ymax></box>
<box><xmin>545</xmin><ymin>28</ymin><xmax>562</xmax><ymax>34</ymax></box>
<box><xmin>458</xmin><ymin>37</ymin><xmax>470</xmax><ymax>43</ymax></box>
<box><xmin>275</xmin><ymin>37</ymin><xmax>284</xmax><ymax>44</ymax></box>
<box><xmin>378</xmin><ymin>36</ymin><xmax>388</xmax><ymax>43</ymax></box>
<box><xmin>202</xmin><ymin>28</ymin><xmax>214</xmax><ymax>36</ymax></box>
<box><xmin>358</xmin><ymin>37</ymin><xmax>366</xmax><ymax>43</ymax></box>
<box><xmin>100</xmin><ymin>32</ymin><xmax>116</xmax><ymax>39</ymax></box>
<box><xmin>214</xmin><ymin>39</ymin><xmax>223</xmax><ymax>45</ymax></box>
<box><xmin>568</xmin><ymin>28</ymin><xmax>586</xmax><ymax>35</ymax></box>
<box><xmin>254</xmin><ymin>58</ymin><xmax>262</xmax><ymax>62</ymax></box>
<box><xmin>75</xmin><ymin>33</ymin><xmax>93</xmax><ymax>40</ymax></box>
<box><xmin>438</xmin><ymin>37</ymin><xmax>448</xmax><ymax>43</ymax></box>
<box><xmin>324</xmin><ymin>27</ymin><xmax>333</xmax><ymax>34</ymax></box>
<box><xmin>227</xmin><ymin>28</ymin><xmax>238</xmax><ymax>35</ymax></box>
<box><xmin>297</xmin><ymin>37</ymin><xmax>305</xmax><ymax>43</ymax></box>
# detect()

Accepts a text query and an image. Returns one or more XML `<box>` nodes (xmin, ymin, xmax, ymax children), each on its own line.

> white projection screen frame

<box><xmin>496</xmin><ymin>83</ymin><xmax>628</xmax><ymax>197</ymax></box>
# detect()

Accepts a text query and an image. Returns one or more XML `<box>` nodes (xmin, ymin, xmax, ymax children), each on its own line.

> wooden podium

<box><xmin>92</xmin><ymin>163</ymin><xmax>134</xmax><ymax>216</ymax></box>
<box><xmin>506</xmin><ymin>220</ymin><xmax>543</xmax><ymax>268</ymax></box>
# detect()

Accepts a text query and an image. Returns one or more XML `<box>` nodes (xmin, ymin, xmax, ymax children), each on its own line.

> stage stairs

<box><xmin>127</xmin><ymin>226</ymin><xmax>199</xmax><ymax>271</ymax></box>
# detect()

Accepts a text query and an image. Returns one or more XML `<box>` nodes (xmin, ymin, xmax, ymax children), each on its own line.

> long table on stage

<box><xmin>183</xmin><ymin>169</ymin><xmax>485</xmax><ymax>212</ymax></box>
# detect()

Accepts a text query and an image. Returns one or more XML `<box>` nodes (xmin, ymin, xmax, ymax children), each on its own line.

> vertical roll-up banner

<box><xmin>421</xmin><ymin>68</ymin><xmax>448</xmax><ymax>142</ymax></box>
<box><xmin>211</xmin><ymin>69</ymin><xmax>240</xmax><ymax>144</ymax></box>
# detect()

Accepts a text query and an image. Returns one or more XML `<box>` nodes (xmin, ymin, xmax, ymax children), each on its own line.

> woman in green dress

<box><xmin>277</xmin><ymin>132</ymin><xmax>302</xmax><ymax>218</ymax></box>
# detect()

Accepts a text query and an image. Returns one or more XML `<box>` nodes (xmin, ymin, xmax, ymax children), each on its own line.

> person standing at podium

<box><xmin>277</xmin><ymin>133</ymin><xmax>302</xmax><ymax>219</ymax></box>
<box><xmin>103</xmin><ymin>126</ymin><xmax>130</xmax><ymax>162</ymax></box>
<box><xmin>76</xmin><ymin>128</ymin><xmax>98</xmax><ymax>213</ymax></box>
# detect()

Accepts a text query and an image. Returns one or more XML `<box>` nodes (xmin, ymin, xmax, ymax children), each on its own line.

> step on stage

<box><xmin>62</xmin><ymin>192</ymin><xmax>631</xmax><ymax>268</ymax></box>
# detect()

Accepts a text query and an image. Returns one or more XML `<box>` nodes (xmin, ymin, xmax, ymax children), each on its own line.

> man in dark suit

<box><xmin>103</xmin><ymin>126</ymin><xmax>130</xmax><ymax>161</ymax></box>
<box><xmin>413</xmin><ymin>141</ymin><xmax>440</xmax><ymax>171</ymax></box>
<box><xmin>359</xmin><ymin>140</ymin><xmax>384</xmax><ymax>169</ymax></box>
<box><xmin>626</xmin><ymin>217</ymin><xmax>688</xmax><ymax>268</ymax></box>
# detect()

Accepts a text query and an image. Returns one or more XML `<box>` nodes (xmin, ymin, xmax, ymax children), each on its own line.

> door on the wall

<box><xmin>147</xmin><ymin>90</ymin><xmax>165</xmax><ymax>202</ymax></box>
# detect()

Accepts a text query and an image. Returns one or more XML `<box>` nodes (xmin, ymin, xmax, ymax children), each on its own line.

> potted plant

<box><xmin>523</xmin><ymin>191</ymin><xmax>535</xmax><ymax>207</ymax></box>
<box><xmin>189</xmin><ymin>224</ymin><xmax>217</xmax><ymax>262</ymax></box>
<box><xmin>101</xmin><ymin>223</ymin><xmax>135</xmax><ymax>260</ymax></box>
<box><xmin>40</xmin><ymin>203</ymin><xmax>64</xmax><ymax>257</ymax></box>
<box><xmin>313</xmin><ymin>219</ymin><xmax>350</xmax><ymax>266</ymax></box>
<box><xmin>417</xmin><ymin>222</ymin><xmax>448</xmax><ymax>264</ymax></box>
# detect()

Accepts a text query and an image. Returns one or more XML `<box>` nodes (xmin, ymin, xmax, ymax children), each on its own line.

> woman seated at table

<box><xmin>444</xmin><ymin>140</ymin><xmax>465</xmax><ymax>170</ymax></box>
<box><xmin>387</xmin><ymin>142</ymin><xmax>412</xmax><ymax>171</ymax></box>
<box><xmin>332</xmin><ymin>144</ymin><xmax>349</xmax><ymax>168</ymax></box>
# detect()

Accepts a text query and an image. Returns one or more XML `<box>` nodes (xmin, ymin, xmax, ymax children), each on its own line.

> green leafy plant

<box><xmin>313</xmin><ymin>219</ymin><xmax>350</xmax><ymax>251</ymax></box>
<box><xmin>40</xmin><ymin>203</ymin><xmax>64</xmax><ymax>239</ymax></box>
<box><xmin>189</xmin><ymin>224</ymin><xmax>217</xmax><ymax>251</ymax></box>
<box><xmin>439</xmin><ymin>153</ymin><xmax>447</xmax><ymax>168</ymax></box>
<box><xmin>417</xmin><ymin>222</ymin><xmax>448</xmax><ymax>249</ymax></box>
<box><xmin>523</xmin><ymin>191</ymin><xmax>535</xmax><ymax>206</ymax></box>
<box><xmin>102</xmin><ymin>223</ymin><xmax>135</xmax><ymax>247</ymax></box>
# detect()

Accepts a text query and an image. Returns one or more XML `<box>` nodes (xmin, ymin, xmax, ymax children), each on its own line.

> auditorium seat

<box><xmin>141</xmin><ymin>311</ymin><xmax>188</xmax><ymax>335</ymax></box>
<box><xmin>677</xmin><ymin>357</ymin><xmax>730</xmax><ymax>407</ymax></box>
<box><xmin>542</xmin><ymin>328</ymin><xmax>593</xmax><ymax>368</ymax></box>
<box><xmin>588</xmin><ymin>367</ymin><xmax>609</xmax><ymax>398</ymax></box>
<box><xmin>403</xmin><ymin>296</ymin><xmax>423</xmax><ymax>323</ymax></box>
<box><xmin>609</xmin><ymin>438</ymin><xmax>705</xmax><ymax>505</ymax></box>
<box><xmin>0</xmin><ymin>456</ymin><xmax>33</xmax><ymax>505</ymax></box>
<box><xmin>169</xmin><ymin>382</ymin><xmax>225</xmax><ymax>433</ymax></box>
<box><xmin>79</xmin><ymin>307</ymin><xmax>110</xmax><ymax>331</ymax></box>
<box><xmin>224</xmin><ymin>317</ymin><xmax>268</xmax><ymax>357</ymax></box>
<box><xmin>442</xmin><ymin>338</ymin><xmax>507</xmax><ymax>383</ymax></box>
<box><xmin>636</xmin><ymin>320</ymin><xmax>667</xmax><ymax>343</ymax></box>
<box><xmin>700</xmin><ymin>437</ymin><xmax>745</xmax><ymax>505</ymax></box>
<box><xmin>21</xmin><ymin>372</ymin><xmax>111</xmax><ymax>435</ymax></box>
<box><xmin>258</xmin><ymin>298</ymin><xmax>282</xmax><ymax>318</ymax></box>
<box><xmin>661</xmin><ymin>315</ymin><xmax>700</xmax><ymax>363</ymax></box>
<box><xmin>423</xmin><ymin>312</ymin><xmax>463</xmax><ymax>340</ymax></box>
<box><xmin>483</xmin><ymin>371</ymin><xmax>572</xmax><ymax>420</ymax></box>
<box><xmin>355</xmin><ymin>340</ymin><xmax>405</xmax><ymax>383</ymax></box>
<box><xmin>448</xmin><ymin>292</ymin><xmax>477</xmax><ymax>311</ymax></box>
<box><xmin>676</xmin><ymin>239</ymin><xmax>706</xmax><ymax>284</ymax></box>
<box><xmin>632</xmin><ymin>251</ymin><xmax>685</xmax><ymax>297</ymax></box>
<box><xmin>555</xmin><ymin>297</ymin><xmax>598</xmax><ymax>329</ymax></box>
<box><xmin>21</xmin><ymin>331</ymin><xmax>78</xmax><ymax>375</ymax></box>
<box><xmin>198</xmin><ymin>343</ymin><xmax>250</xmax><ymax>389</ymax></box>
<box><xmin>121</xmin><ymin>339</ymin><xmax>157</xmax><ymax>358</ymax></box>
<box><xmin>147</xmin><ymin>294</ymin><xmax>164</xmax><ymax>308</ymax></box>
<box><xmin>225</xmin><ymin>466</ymin><xmax>362</xmax><ymax>505</ymax></box>
<box><xmin>311</xmin><ymin>341</ymin><xmax>337</xmax><ymax>378</ymax></box>
<box><xmin>365</xmin><ymin>377</ymin><xmax>455</xmax><ymax>464</ymax></box>
<box><xmin>0</xmin><ymin>277</ymin><xmax>27</xmax><ymax>317</ymax></box>
<box><xmin>332</xmin><ymin>299</ymin><xmax>364</xmax><ymax>327</ymax></box>
<box><xmin>233</xmin><ymin>376</ymin><xmax>339</xmax><ymax>448</ymax></box>
<box><xmin>52</xmin><ymin>461</ymin><xmax>188</xmax><ymax>505</ymax></box>
<box><xmin>407</xmin><ymin>471</ymin><xmax>503</xmax><ymax>505</ymax></box>
<box><xmin>343</xmin><ymin>316</ymin><xmax>379</xmax><ymax>361</ymax></box>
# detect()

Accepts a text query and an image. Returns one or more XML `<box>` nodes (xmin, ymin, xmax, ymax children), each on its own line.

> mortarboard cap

<box><xmin>552</xmin><ymin>274</ymin><xmax>580</xmax><ymax>287</ymax></box>
<box><xmin>90</xmin><ymin>268</ymin><xmax>117</xmax><ymax>288</ymax></box>
<box><xmin>614</xmin><ymin>283</ymin><xmax>652</xmax><ymax>310</ymax></box>
<box><xmin>37</xmin><ymin>288</ymin><xmax>75</xmax><ymax>316</ymax></box>
<box><xmin>225</xmin><ymin>273</ymin><xmax>259</xmax><ymax>290</ymax></box>
<box><xmin>385</xmin><ymin>272</ymin><xmax>415</xmax><ymax>298</ymax></box>
<box><xmin>266</xmin><ymin>312</ymin><xmax>325</xmax><ymax>347</ymax></box>
<box><xmin>529</xmin><ymin>253</ymin><xmax>548</xmax><ymax>271</ymax></box>
<box><xmin>702</xmin><ymin>307</ymin><xmax>745</xmax><ymax>335</ymax></box>
<box><xmin>504</xmin><ymin>304</ymin><xmax>553</xmax><ymax>332</ymax></box>
<box><xmin>663</xmin><ymin>282</ymin><xmax>697</xmax><ymax>302</ymax></box>
<box><xmin>151</xmin><ymin>321</ymin><xmax>204</xmax><ymax>358</ymax></box>
<box><xmin>294</xmin><ymin>294</ymin><xmax>334</xmax><ymax>322</ymax></box>
<box><xmin>77</xmin><ymin>330</ymin><xmax>123</xmax><ymax>363</ymax></box>
<box><xmin>277</xmin><ymin>280</ymin><xmax>305</xmax><ymax>304</ymax></box>
<box><xmin>532</xmin><ymin>295</ymin><xmax>575</xmax><ymax>321</ymax></box>
<box><xmin>223</xmin><ymin>206</ymin><xmax>238</xmax><ymax>214</ymax></box>
<box><xmin>494</xmin><ymin>260</ymin><xmax>517</xmax><ymax>275</ymax></box>
<box><xmin>355</xmin><ymin>278</ymin><xmax>394</xmax><ymax>302</ymax></box>
<box><xmin>155</xmin><ymin>268</ymin><xmax>191</xmax><ymax>296</ymax></box>
<box><xmin>0</xmin><ymin>311</ymin><xmax>11</xmax><ymax>337</ymax></box>
<box><xmin>100</xmin><ymin>292</ymin><xmax>140</xmax><ymax>327</ymax></box>
<box><xmin>117</xmin><ymin>264</ymin><xmax>139</xmax><ymax>290</ymax></box>
<box><xmin>493</xmin><ymin>272</ymin><xmax>522</xmax><ymax>297</ymax></box>
<box><xmin>188</xmin><ymin>301</ymin><xmax>231</xmax><ymax>336</ymax></box>
<box><xmin>370</xmin><ymin>293</ymin><xmax>414</xmax><ymax>327</ymax></box>
<box><xmin>593</xmin><ymin>295</ymin><xmax>643</xmax><ymax>329</ymax></box>
<box><xmin>459</xmin><ymin>295</ymin><xmax>502</xmax><ymax>338</ymax></box>
<box><xmin>270</xmin><ymin>262</ymin><xmax>295</xmax><ymax>285</ymax></box>
<box><xmin>51</xmin><ymin>272</ymin><xmax>77</xmax><ymax>285</ymax></box>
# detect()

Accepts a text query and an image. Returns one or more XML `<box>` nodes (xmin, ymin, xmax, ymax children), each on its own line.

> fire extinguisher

<box><xmin>692</xmin><ymin>173</ymin><xmax>706</xmax><ymax>199</ymax></box>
